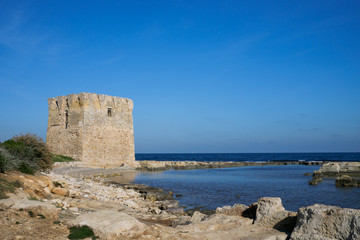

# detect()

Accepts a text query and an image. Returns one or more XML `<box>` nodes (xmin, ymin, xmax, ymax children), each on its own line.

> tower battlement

<box><xmin>46</xmin><ymin>93</ymin><xmax>137</xmax><ymax>168</ymax></box>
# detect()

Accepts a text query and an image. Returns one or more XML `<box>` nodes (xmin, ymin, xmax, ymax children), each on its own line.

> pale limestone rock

<box><xmin>69</xmin><ymin>207</ymin><xmax>79</xmax><ymax>212</ymax></box>
<box><xmin>255</xmin><ymin>197</ymin><xmax>297</xmax><ymax>232</ymax></box>
<box><xmin>319</xmin><ymin>162</ymin><xmax>360</xmax><ymax>176</ymax></box>
<box><xmin>68</xmin><ymin>210</ymin><xmax>147</xmax><ymax>240</ymax></box>
<box><xmin>216</xmin><ymin>203</ymin><xmax>248</xmax><ymax>216</ymax></box>
<box><xmin>172</xmin><ymin>216</ymin><xmax>192</xmax><ymax>227</ymax></box>
<box><xmin>168</xmin><ymin>214</ymin><xmax>288</xmax><ymax>240</ymax></box>
<box><xmin>51</xmin><ymin>187</ymin><xmax>69</xmax><ymax>197</ymax></box>
<box><xmin>0</xmin><ymin>198</ymin><xmax>59</xmax><ymax>219</ymax></box>
<box><xmin>290</xmin><ymin>204</ymin><xmax>360</xmax><ymax>240</ymax></box>
<box><xmin>191</xmin><ymin>211</ymin><xmax>207</xmax><ymax>223</ymax></box>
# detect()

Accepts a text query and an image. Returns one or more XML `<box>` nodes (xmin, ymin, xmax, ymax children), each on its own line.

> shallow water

<box><xmin>133</xmin><ymin>165</ymin><xmax>360</xmax><ymax>211</ymax></box>
<box><xmin>136</xmin><ymin>152</ymin><xmax>360</xmax><ymax>162</ymax></box>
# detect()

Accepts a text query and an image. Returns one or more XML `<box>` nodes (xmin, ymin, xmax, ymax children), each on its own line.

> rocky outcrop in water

<box><xmin>139</xmin><ymin>160</ymin><xmax>323</xmax><ymax>171</ymax></box>
<box><xmin>308</xmin><ymin>171</ymin><xmax>323</xmax><ymax>185</ymax></box>
<box><xmin>317</xmin><ymin>162</ymin><xmax>360</xmax><ymax>176</ymax></box>
<box><xmin>310</xmin><ymin>162</ymin><xmax>360</xmax><ymax>186</ymax></box>
<box><xmin>335</xmin><ymin>175</ymin><xmax>360</xmax><ymax>187</ymax></box>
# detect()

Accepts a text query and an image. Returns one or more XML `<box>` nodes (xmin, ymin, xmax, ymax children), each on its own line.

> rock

<box><xmin>191</xmin><ymin>211</ymin><xmax>207</xmax><ymax>223</ymax></box>
<box><xmin>169</xmin><ymin>214</ymin><xmax>288</xmax><ymax>240</ymax></box>
<box><xmin>68</xmin><ymin>210</ymin><xmax>147</xmax><ymax>239</ymax></box>
<box><xmin>51</xmin><ymin>187</ymin><xmax>69</xmax><ymax>197</ymax></box>
<box><xmin>290</xmin><ymin>204</ymin><xmax>360</xmax><ymax>240</ymax></box>
<box><xmin>68</xmin><ymin>207</ymin><xmax>79</xmax><ymax>212</ymax></box>
<box><xmin>319</xmin><ymin>162</ymin><xmax>341</xmax><ymax>175</ymax></box>
<box><xmin>309</xmin><ymin>171</ymin><xmax>323</xmax><ymax>185</ymax></box>
<box><xmin>172</xmin><ymin>216</ymin><xmax>192</xmax><ymax>227</ymax></box>
<box><xmin>216</xmin><ymin>203</ymin><xmax>248</xmax><ymax>216</ymax></box>
<box><xmin>0</xmin><ymin>198</ymin><xmax>59</xmax><ymax>220</ymax></box>
<box><xmin>255</xmin><ymin>197</ymin><xmax>297</xmax><ymax>233</ymax></box>
<box><xmin>308</xmin><ymin>177</ymin><xmax>322</xmax><ymax>185</ymax></box>
<box><xmin>335</xmin><ymin>175</ymin><xmax>360</xmax><ymax>187</ymax></box>
<box><xmin>318</xmin><ymin>162</ymin><xmax>360</xmax><ymax>176</ymax></box>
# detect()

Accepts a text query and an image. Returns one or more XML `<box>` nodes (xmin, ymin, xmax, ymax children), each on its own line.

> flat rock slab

<box><xmin>0</xmin><ymin>198</ymin><xmax>59</xmax><ymax>220</ymax></box>
<box><xmin>67</xmin><ymin>209</ymin><xmax>147</xmax><ymax>240</ymax></box>
<box><xmin>150</xmin><ymin>214</ymin><xmax>288</xmax><ymax>240</ymax></box>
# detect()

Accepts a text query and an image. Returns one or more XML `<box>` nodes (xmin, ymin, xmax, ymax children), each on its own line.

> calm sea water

<box><xmin>135</xmin><ymin>152</ymin><xmax>360</xmax><ymax>162</ymax></box>
<box><xmin>133</xmin><ymin>153</ymin><xmax>360</xmax><ymax>211</ymax></box>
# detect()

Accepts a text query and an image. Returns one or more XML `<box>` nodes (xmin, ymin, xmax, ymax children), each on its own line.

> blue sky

<box><xmin>0</xmin><ymin>0</ymin><xmax>359</xmax><ymax>153</ymax></box>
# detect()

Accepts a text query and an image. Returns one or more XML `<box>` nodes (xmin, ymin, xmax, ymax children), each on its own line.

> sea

<box><xmin>132</xmin><ymin>153</ymin><xmax>360</xmax><ymax>212</ymax></box>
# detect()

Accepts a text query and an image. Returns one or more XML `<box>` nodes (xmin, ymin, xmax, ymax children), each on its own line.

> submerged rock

<box><xmin>290</xmin><ymin>204</ymin><xmax>360</xmax><ymax>240</ymax></box>
<box><xmin>335</xmin><ymin>175</ymin><xmax>360</xmax><ymax>187</ymax></box>
<box><xmin>308</xmin><ymin>171</ymin><xmax>323</xmax><ymax>185</ymax></box>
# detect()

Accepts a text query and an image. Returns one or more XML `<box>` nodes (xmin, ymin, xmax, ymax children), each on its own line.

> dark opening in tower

<box><xmin>65</xmin><ymin>110</ymin><xmax>69</xmax><ymax>129</ymax></box>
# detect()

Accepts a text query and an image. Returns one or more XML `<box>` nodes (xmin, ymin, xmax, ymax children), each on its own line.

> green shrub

<box><xmin>0</xmin><ymin>152</ymin><xmax>7</xmax><ymax>173</ymax></box>
<box><xmin>0</xmin><ymin>133</ymin><xmax>53</xmax><ymax>173</ymax></box>
<box><xmin>1</xmin><ymin>140</ymin><xmax>32</xmax><ymax>160</ymax></box>
<box><xmin>28</xmin><ymin>210</ymin><xmax>35</xmax><ymax>217</ymax></box>
<box><xmin>18</xmin><ymin>162</ymin><xmax>35</xmax><ymax>175</ymax></box>
<box><xmin>52</xmin><ymin>154</ymin><xmax>76</xmax><ymax>162</ymax></box>
<box><xmin>12</xmin><ymin>134</ymin><xmax>53</xmax><ymax>170</ymax></box>
<box><xmin>68</xmin><ymin>225</ymin><xmax>96</xmax><ymax>239</ymax></box>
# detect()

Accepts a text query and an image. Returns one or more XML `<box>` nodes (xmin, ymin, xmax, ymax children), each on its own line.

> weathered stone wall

<box><xmin>46</xmin><ymin>93</ymin><xmax>137</xmax><ymax>168</ymax></box>
<box><xmin>46</xmin><ymin>94</ymin><xmax>83</xmax><ymax>160</ymax></box>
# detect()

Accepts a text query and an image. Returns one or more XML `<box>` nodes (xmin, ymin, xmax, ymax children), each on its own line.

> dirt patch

<box><xmin>0</xmin><ymin>208</ymin><xmax>69</xmax><ymax>240</ymax></box>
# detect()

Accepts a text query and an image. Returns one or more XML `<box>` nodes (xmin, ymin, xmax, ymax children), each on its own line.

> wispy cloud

<box><xmin>298</xmin><ymin>128</ymin><xmax>320</xmax><ymax>132</ymax></box>
<box><xmin>0</xmin><ymin>6</ymin><xmax>65</xmax><ymax>65</ymax></box>
<box><xmin>99</xmin><ymin>56</ymin><xmax>123</xmax><ymax>65</ymax></box>
<box><xmin>220</xmin><ymin>32</ymin><xmax>269</xmax><ymax>57</ymax></box>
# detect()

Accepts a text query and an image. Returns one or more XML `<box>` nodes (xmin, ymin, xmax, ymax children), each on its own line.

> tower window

<box><xmin>107</xmin><ymin>108</ymin><xmax>112</xmax><ymax>117</ymax></box>
<box><xmin>65</xmin><ymin>110</ymin><xmax>69</xmax><ymax>129</ymax></box>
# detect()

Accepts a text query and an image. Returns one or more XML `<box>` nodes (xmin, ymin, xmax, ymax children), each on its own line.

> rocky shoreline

<box><xmin>309</xmin><ymin>162</ymin><xmax>360</xmax><ymax>186</ymax></box>
<box><xmin>0</xmin><ymin>162</ymin><xmax>359</xmax><ymax>239</ymax></box>
<box><xmin>138</xmin><ymin>160</ymin><xmax>322</xmax><ymax>171</ymax></box>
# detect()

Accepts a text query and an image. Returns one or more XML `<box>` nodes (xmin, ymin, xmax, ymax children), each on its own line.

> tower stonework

<box><xmin>46</xmin><ymin>93</ymin><xmax>138</xmax><ymax>168</ymax></box>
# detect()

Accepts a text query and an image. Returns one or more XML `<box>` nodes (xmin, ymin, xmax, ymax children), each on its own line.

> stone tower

<box><xmin>46</xmin><ymin>93</ymin><xmax>138</xmax><ymax>168</ymax></box>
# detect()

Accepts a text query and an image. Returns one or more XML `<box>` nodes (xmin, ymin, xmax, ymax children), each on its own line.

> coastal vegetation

<box><xmin>0</xmin><ymin>133</ymin><xmax>53</xmax><ymax>174</ymax></box>
<box><xmin>68</xmin><ymin>225</ymin><xmax>97</xmax><ymax>240</ymax></box>
<box><xmin>52</xmin><ymin>154</ymin><xmax>75</xmax><ymax>163</ymax></box>
<box><xmin>0</xmin><ymin>133</ymin><xmax>75</xmax><ymax>175</ymax></box>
